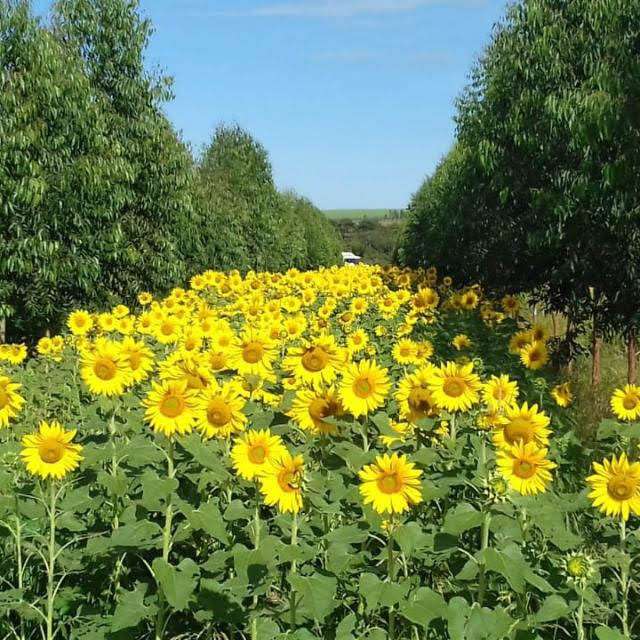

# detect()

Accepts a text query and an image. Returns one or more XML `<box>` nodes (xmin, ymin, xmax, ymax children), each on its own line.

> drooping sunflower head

<box><xmin>611</xmin><ymin>385</ymin><xmax>640</xmax><ymax>421</ymax></box>
<box><xmin>509</xmin><ymin>330</ymin><xmax>533</xmax><ymax>354</ymax></box>
<box><xmin>289</xmin><ymin>387</ymin><xmax>344</xmax><ymax>435</ymax></box>
<box><xmin>551</xmin><ymin>382</ymin><xmax>573</xmax><ymax>408</ymax></box>
<box><xmin>231</xmin><ymin>429</ymin><xmax>287</xmax><ymax>480</ymax></box>
<box><xmin>501</xmin><ymin>295</ymin><xmax>520</xmax><ymax>316</ymax></box>
<box><xmin>358</xmin><ymin>453</ymin><xmax>423</xmax><ymax>515</ymax></box>
<box><xmin>259</xmin><ymin>451</ymin><xmax>305</xmax><ymax>514</ymax></box>
<box><xmin>492</xmin><ymin>402</ymin><xmax>551</xmax><ymax>450</ymax></box>
<box><xmin>21</xmin><ymin>421</ymin><xmax>83</xmax><ymax>480</ymax></box>
<box><xmin>427</xmin><ymin>361</ymin><xmax>481</xmax><ymax>413</ymax></box>
<box><xmin>587</xmin><ymin>453</ymin><xmax>640</xmax><ymax>521</ymax></box>
<box><xmin>395</xmin><ymin>366</ymin><xmax>439</xmax><ymax>425</ymax></box>
<box><xmin>0</xmin><ymin>376</ymin><xmax>25</xmax><ymax>428</ymax></box>
<box><xmin>496</xmin><ymin>441</ymin><xmax>556</xmax><ymax>496</ymax></box>
<box><xmin>119</xmin><ymin>337</ymin><xmax>155</xmax><ymax>384</ymax></box>
<box><xmin>339</xmin><ymin>359</ymin><xmax>390</xmax><ymax>418</ymax></box>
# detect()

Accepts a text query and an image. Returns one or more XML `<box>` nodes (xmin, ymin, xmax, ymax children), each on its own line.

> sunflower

<box><xmin>143</xmin><ymin>379</ymin><xmax>197</xmax><ymax>437</ymax></box>
<box><xmin>228</xmin><ymin>328</ymin><xmax>277</xmax><ymax>378</ymax></box>
<box><xmin>392</xmin><ymin>339</ymin><xmax>419</xmax><ymax>365</ymax></box>
<box><xmin>501</xmin><ymin>295</ymin><xmax>520</xmax><ymax>317</ymax></box>
<box><xmin>194</xmin><ymin>381</ymin><xmax>247</xmax><ymax>439</ymax></box>
<box><xmin>496</xmin><ymin>441</ymin><xmax>556</xmax><ymax>496</ymax></box>
<box><xmin>492</xmin><ymin>402</ymin><xmax>551</xmax><ymax>450</ymax></box>
<box><xmin>153</xmin><ymin>315</ymin><xmax>182</xmax><ymax>345</ymax></box>
<box><xmin>482</xmin><ymin>374</ymin><xmax>519</xmax><ymax>411</ymax></box>
<box><xmin>427</xmin><ymin>361</ymin><xmax>481</xmax><ymax>412</ymax></box>
<box><xmin>0</xmin><ymin>376</ymin><xmax>25</xmax><ymax>428</ymax></box>
<box><xmin>0</xmin><ymin>343</ymin><xmax>28</xmax><ymax>365</ymax></box>
<box><xmin>452</xmin><ymin>334</ymin><xmax>472</xmax><ymax>351</ymax></box>
<box><xmin>347</xmin><ymin>329</ymin><xmax>369</xmax><ymax>354</ymax></box>
<box><xmin>138</xmin><ymin>291</ymin><xmax>153</xmax><ymax>306</ymax></box>
<box><xmin>551</xmin><ymin>382</ymin><xmax>573</xmax><ymax>408</ymax></box>
<box><xmin>259</xmin><ymin>451</ymin><xmax>305</xmax><ymax>514</ymax></box>
<box><xmin>339</xmin><ymin>359</ymin><xmax>390</xmax><ymax>417</ymax></box>
<box><xmin>231</xmin><ymin>429</ymin><xmax>287</xmax><ymax>480</ymax></box>
<box><xmin>80</xmin><ymin>339</ymin><xmax>132</xmax><ymax>396</ymax></box>
<box><xmin>395</xmin><ymin>366</ymin><xmax>439</xmax><ymax>425</ymax></box>
<box><xmin>120</xmin><ymin>337</ymin><xmax>154</xmax><ymax>384</ymax></box>
<box><xmin>21</xmin><ymin>421</ymin><xmax>83</xmax><ymax>479</ymax></box>
<box><xmin>289</xmin><ymin>386</ymin><xmax>344</xmax><ymax>435</ymax></box>
<box><xmin>520</xmin><ymin>341</ymin><xmax>549</xmax><ymax>370</ymax></box>
<box><xmin>509</xmin><ymin>330</ymin><xmax>533</xmax><ymax>354</ymax></box>
<box><xmin>459</xmin><ymin>289</ymin><xmax>480</xmax><ymax>310</ymax></box>
<box><xmin>359</xmin><ymin>453</ymin><xmax>423</xmax><ymax>514</ymax></box>
<box><xmin>283</xmin><ymin>334</ymin><xmax>343</xmax><ymax>388</ymax></box>
<box><xmin>611</xmin><ymin>385</ymin><xmax>640</xmax><ymax>421</ymax></box>
<box><xmin>587</xmin><ymin>453</ymin><xmax>640</xmax><ymax>521</ymax></box>
<box><xmin>411</xmin><ymin>287</ymin><xmax>439</xmax><ymax>313</ymax></box>
<box><xmin>380</xmin><ymin>420</ymin><xmax>414</xmax><ymax>447</ymax></box>
<box><xmin>160</xmin><ymin>351</ymin><xmax>213</xmax><ymax>391</ymax></box>
<box><xmin>67</xmin><ymin>310</ymin><xmax>94</xmax><ymax>336</ymax></box>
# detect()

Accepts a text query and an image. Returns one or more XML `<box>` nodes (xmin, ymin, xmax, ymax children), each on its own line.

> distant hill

<box><xmin>324</xmin><ymin>208</ymin><xmax>391</xmax><ymax>220</ymax></box>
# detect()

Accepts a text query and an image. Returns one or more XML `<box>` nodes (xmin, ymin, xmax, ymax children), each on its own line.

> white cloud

<box><xmin>215</xmin><ymin>0</ymin><xmax>483</xmax><ymax>18</ymax></box>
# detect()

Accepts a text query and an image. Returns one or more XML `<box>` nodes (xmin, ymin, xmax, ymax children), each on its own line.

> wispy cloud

<box><xmin>215</xmin><ymin>0</ymin><xmax>483</xmax><ymax>18</ymax></box>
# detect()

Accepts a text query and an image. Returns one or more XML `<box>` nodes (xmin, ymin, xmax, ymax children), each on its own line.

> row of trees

<box><xmin>399</xmin><ymin>0</ymin><xmax>640</xmax><ymax>382</ymax></box>
<box><xmin>0</xmin><ymin>0</ymin><xmax>341</xmax><ymax>341</ymax></box>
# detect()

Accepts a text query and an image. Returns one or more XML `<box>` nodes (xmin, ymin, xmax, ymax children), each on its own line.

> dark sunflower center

<box><xmin>94</xmin><ymin>358</ymin><xmax>117</xmax><ymax>381</ymax></box>
<box><xmin>301</xmin><ymin>347</ymin><xmax>329</xmax><ymax>372</ymax></box>
<box><xmin>443</xmin><ymin>378</ymin><xmax>465</xmax><ymax>398</ymax></box>
<box><xmin>377</xmin><ymin>472</ymin><xmax>401</xmax><ymax>494</ymax></box>
<box><xmin>248</xmin><ymin>444</ymin><xmax>267</xmax><ymax>464</ymax></box>
<box><xmin>354</xmin><ymin>378</ymin><xmax>373</xmax><ymax>398</ymax></box>
<box><xmin>38</xmin><ymin>439</ymin><xmax>64</xmax><ymax>464</ymax></box>
<box><xmin>504</xmin><ymin>418</ymin><xmax>534</xmax><ymax>445</ymax></box>
<box><xmin>207</xmin><ymin>399</ymin><xmax>232</xmax><ymax>426</ymax></box>
<box><xmin>607</xmin><ymin>476</ymin><xmax>636</xmax><ymax>501</ymax></box>
<box><xmin>160</xmin><ymin>394</ymin><xmax>184</xmax><ymax>418</ymax></box>
<box><xmin>243</xmin><ymin>342</ymin><xmax>264</xmax><ymax>364</ymax></box>
<box><xmin>513</xmin><ymin>460</ymin><xmax>536</xmax><ymax>479</ymax></box>
<box><xmin>623</xmin><ymin>395</ymin><xmax>638</xmax><ymax>411</ymax></box>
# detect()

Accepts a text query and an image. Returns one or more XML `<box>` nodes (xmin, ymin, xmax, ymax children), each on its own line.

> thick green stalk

<box><xmin>576</xmin><ymin>589</ymin><xmax>585</xmax><ymax>640</ymax></box>
<box><xmin>620</xmin><ymin>519</ymin><xmax>630</xmax><ymax>639</ymax></box>
<box><xmin>15</xmin><ymin>498</ymin><xmax>25</xmax><ymax>640</ymax></box>
<box><xmin>289</xmin><ymin>513</ymin><xmax>298</xmax><ymax>630</ymax></box>
<box><xmin>46</xmin><ymin>481</ymin><xmax>57</xmax><ymax>640</ymax></box>
<box><xmin>449</xmin><ymin>413</ymin><xmax>457</xmax><ymax>444</ymax></box>
<box><xmin>108</xmin><ymin>406</ymin><xmax>120</xmax><ymax>530</ymax></box>
<box><xmin>387</xmin><ymin>530</ymin><xmax>397</xmax><ymax>639</ymax></box>
<box><xmin>477</xmin><ymin>509</ymin><xmax>491</xmax><ymax>606</ymax></box>
<box><xmin>155</xmin><ymin>439</ymin><xmax>175</xmax><ymax>640</ymax></box>
<box><xmin>360</xmin><ymin>417</ymin><xmax>369</xmax><ymax>452</ymax></box>
<box><xmin>251</xmin><ymin>486</ymin><xmax>261</xmax><ymax>640</ymax></box>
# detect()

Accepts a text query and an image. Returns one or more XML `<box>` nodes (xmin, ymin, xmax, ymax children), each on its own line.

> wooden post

<box><xmin>628</xmin><ymin>329</ymin><xmax>637</xmax><ymax>385</ymax></box>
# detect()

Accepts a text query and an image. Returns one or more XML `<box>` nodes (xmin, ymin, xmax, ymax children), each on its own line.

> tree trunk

<box><xmin>628</xmin><ymin>329</ymin><xmax>637</xmax><ymax>385</ymax></box>
<box><xmin>0</xmin><ymin>317</ymin><xmax>5</xmax><ymax>343</ymax></box>
<box><xmin>591</xmin><ymin>323</ymin><xmax>602</xmax><ymax>388</ymax></box>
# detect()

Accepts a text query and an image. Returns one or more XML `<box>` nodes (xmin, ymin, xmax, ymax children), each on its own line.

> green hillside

<box><xmin>324</xmin><ymin>208</ymin><xmax>390</xmax><ymax>220</ymax></box>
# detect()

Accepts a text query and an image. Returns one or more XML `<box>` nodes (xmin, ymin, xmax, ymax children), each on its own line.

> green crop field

<box><xmin>323</xmin><ymin>208</ymin><xmax>391</xmax><ymax>220</ymax></box>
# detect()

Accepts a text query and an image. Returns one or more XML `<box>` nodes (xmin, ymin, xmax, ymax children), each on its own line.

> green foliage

<box><xmin>399</xmin><ymin>0</ymin><xmax>640</xmax><ymax>343</ymax></box>
<box><xmin>334</xmin><ymin>217</ymin><xmax>403</xmax><ymax>265</ymax></box>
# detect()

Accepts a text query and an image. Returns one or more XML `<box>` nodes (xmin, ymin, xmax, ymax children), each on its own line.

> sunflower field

<box><xmin>0</xmin><ymin>265</ymin><xmax>638</xmax><ymax>640</ymax></box>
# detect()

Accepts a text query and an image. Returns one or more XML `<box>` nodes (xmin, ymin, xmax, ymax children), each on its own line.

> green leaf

<box><xmin>335</xmin><ymin>613</ymin><xmax>357</xmax><ymax>640</ymax></box>
<box><xmin>400</xmin><ymin>587</ymin><xmax>447</xmax><ymax>629</ymax></box>
<box><xmin>358</xmin><ymin>573</ymin><xmax>411</xmax><ymax>612</ymax></box>
<box><xmin>533</xmin><ymin>595</ymin><xmax>570</xmax><ymax>623</ymax></box>
<box><xmin>152</xmin><ymin>558</ymin><xmax>200</xmax><ymax>611</ymax></box>
<box><xmin>109</xmin><ymin>521</ymin><xmax>162</xmax><ymax>550</ymax></box>
<box><xmin>111</xmin><ymin>583</ymin><xmax>157</xmax><ymax>632</ymax></box>
<box><xmin>443</xmin><ymin>503</ymin><xmax>483</xmax><ymax>535</ymax></box>
<box><xmin>595</xmin><ymin>628</ymin><xmax>628</xmax><ymax>640</ymax></box>
<box><xmin>288</xmin><ymin>573</ymin><xmax>338</xmax><ymax>622</ymax></box>
<box><xmin>140</xmin><ymin>470</ymin><xmax>179</xmax><ymax>511</ymax></box>
<box><xmin>324</xmin><ymin>524</ymin><xmax>368</xmax><ymax>545</ymax></box>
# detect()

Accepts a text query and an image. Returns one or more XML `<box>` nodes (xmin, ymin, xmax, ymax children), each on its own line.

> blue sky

<box><xmin>34</xmin><ymin>0</ymin><xmax>509</xmax><ymax>209</ymax></box>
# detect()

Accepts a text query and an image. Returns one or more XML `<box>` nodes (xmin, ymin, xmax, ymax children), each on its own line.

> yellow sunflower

<box><xmin>496</xmin><ymin>441</ymin><xmax>556</xmax><ymax>496</ymax></box>
<box><xmin>143</xmin><ymin>379</ymin><xmax>197</xmax><ymax>437</ymax></box>
<box><xmin>587</xmin><ymin>453</ymin><xmax>640</xmax><ymax>521</ymax></box>
<box><xmin>231</xmin><ymin>429</ymin><xmax>287</xmax><ymax>480</ymax></box>
<box><xmin>482</xmin><ymin>374</ymin><xmax>519</xmax><ymax>411</ymax></box>
<box><xmin>259</xmin><ymin>451</ymin><xmax>305</xmax><ymax>514</ymax></box>
<box><xmin>21</xmin><ymin>421</ymin><xmax>83</xmax><ymax>479</ymax></box>
<box><xmin>228</xmin><ymin>328</ymin><xmax>277</xmax><ymax>378</ymax></box>
<box><xmin>283</xmin><ymin>334</ymin><xmax>343</xmax><ymax>389</ymax></box>
<box><xmin>339</xmin><ymin>359</ymin><xmax>390</xmax><ymax>417</ymax></box>
<box><xmin>392</xmin><ymin>339</ymin><xmax>419</xmax><ymax>365</ymax></box>
<box><xmin>611</xmin><ymin>385</ymin><xmax>640</xmax><ymax>421</ymax></box>
<box><xmin>359</xmin><ymin>453</ymin><xmax>423</xmax><ymax>514</ymax></box>
<box><xmin>80</xmin><ymin>339</ymin><xmax>132</xmax><ymax>396</ymax></box>
<box><xmin>492</xmin><ymin>402</ymin><xmax>551</xmax><ymax>450</ymax></box>
<box><xmin>452</xmin><ymin>334</ymin><xmax>472</xmax><ymax>351</ymax></box>
<box><xmin>194</xmin><ymin>381</ymin><xmax>247</xmax><ymax>439</ymax></box>
<box><xmin>347</xmin><ymin>329</ymin><xmax>369</xmax><ymax>354</ymax></box>
<box><xmin>120</xmin><ymin>337</ymin><xmax>155</xmax><ymax>384</ymax></box>
<box><xmin>67</xmin><ymin>310</ymin><xmax>94</xmax><ymax>336</ymax></box>
<box><xmin>551</xmin><ymin>382</ymin><xmax>573</xmax><ymax>408</ymax></box>
<box><xmin>427</xmin><ymin>361</ymin><xmax>481</xmax><ymax>412</ymax></box>
<box><xmin>395</xmin><ymin>366</ymin><xmax>439</xmax><ymax>425</ymax></box>
<box><xmin>0</xmin><ymin>376</ymin><xmax>25</xmax><ymax>428</ymax></box>
<box><xmin>520</xmin><ymin>341</ymin><xmax>549</xmax><ymax>370</ymax></box>
<box><xmin>289</xmin><ymin>386</ymin><xmax>344</xmax><ymax>435</ymax></box>
<box><xmin>0</xmin><ymin>343</ymin><xmax>28</xmax><ymax>365</ymax></box>
<box><xmin>509</xmin><ymin>330</ymin><xmax>533</xmax><ymax>354</ymax></box>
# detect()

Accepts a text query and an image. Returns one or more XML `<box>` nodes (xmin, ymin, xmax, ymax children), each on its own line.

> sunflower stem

<box><xmin>108</xmin><ymin>405</ymin><xmax>120</xmax><ymax>530</ymax></box>
<box><xmin>289</xmin><ymin>512</ymin><xmax>298</xmax><ymax>630</ymax></box>
<box><xmin>14</xmin><ymin>495</ymin><xmax>25</xmax><ymax>640</ymax></box>
<box><xmin>477</xmin><ymin>509</ymin><xmax>491</xmax><ymax>606</ymax></box>
<box><xmin>576</xmin><ymin>589</ymin><xmax>585</xmax><ymax>640</ymax></box>
<box><xmin>387</xmin><ymin>527</ymin><xmax>397</xmax><ymax>639</ymax></box>
<box><xmin>251</xmin><ymin>484</ymin><xmax>261</xmax><ymax>640</ymax></box>
<box><xmin>620</xmin><ymin>518</ymin><xmax>630</xmax><ymax>639</ymax></box>
<box><xmin>45</xmin><ymin>480</ymin><xmax>58</xmax><ymax>640</ymax></box>
<box><xmin>449</xmin><ymin>413</ymin><xmax>457</xmax><ymax>444</ymax></box>
<box><xmin>155</xmin><ymin>438</ymin><xmax>175</xmax><ymax>640</ymax></box>
<box><xmin>360</xmin><ymin>417</ymin><xmax>369</xmax><ymax>452</ymax></box>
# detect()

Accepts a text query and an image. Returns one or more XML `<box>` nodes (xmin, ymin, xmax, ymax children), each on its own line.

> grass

<box><xmin>324</xmin><ymin>209</ymin><xmax>391</xmax><ymax>220</ymax></box>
